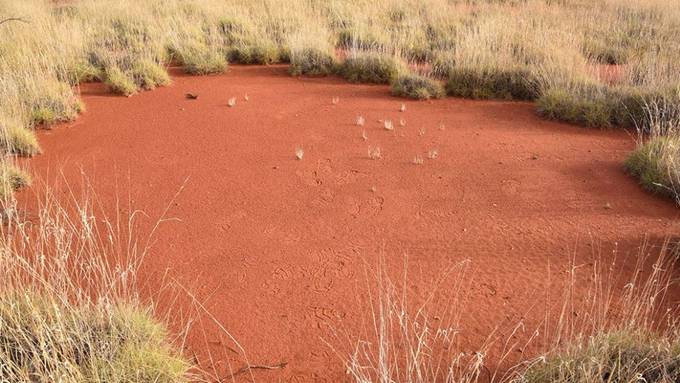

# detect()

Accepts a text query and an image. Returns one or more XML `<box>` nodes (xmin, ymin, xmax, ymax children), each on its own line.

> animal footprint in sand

<box><xmin>228</xmin><ymin>97</ymin><xmax>237</xmax><ymax>107</ymax></box>
<box><xmin>295</xmin><ymin>147</ymin><xmax>304</xmax><ymax>160</ymax></box>
<box><xmin>383</xmin><ymin>120</ymin><xmax>394</xmax><ymax>131</ymax></box>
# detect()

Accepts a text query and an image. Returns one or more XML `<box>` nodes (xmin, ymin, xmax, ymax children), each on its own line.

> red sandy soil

<box><xmin>18</xmin><ymin>65</ymin><xmax>680</xmax><ymax>382</ymax></box>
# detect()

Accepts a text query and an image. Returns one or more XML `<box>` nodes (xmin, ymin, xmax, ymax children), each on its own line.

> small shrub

<box><xmin>391</xmin><ymin>74</ymin><xmax>445</xmax><ymax>100</ymax></box>
<box><xmin>522</xmin><ymin>331</ymin><xmax>680</xmax><ymax>383</ymax></box>
<box><xmin>625</xmin><ymin>136</ymin><xmax>679</xmax><ymax>199</ymax></box>
<box><xmin>536</xmin><ymin>88</ymin><xmax>614</xmax><ymax>128</ymax></box>
<box><xmin>339</xmin><ymin>53</ymin><xmax>405</xmax><ymax>84</ymax></box>
<box><xmin>132</xmin><ymin>60</ymin><xmax>170</xmax><ymax>90</ymax></box>
<box><xmin>0</xmin><ymin>163</ymin><xmax>31</xmax><ymax>199</ymax></box>
<box><xmin>104</xmin><ymin>67</ymin><xmax>137</xmax><ymax>96</ymax></box>
<box><xmin>289</xmin><ymin>47</ymin><xmax>336</xmax><ymax>76</ymax></box>
<box><xmin>446</xmin><ymin>67</ymin><xmax>540</xmax><ymax>100</ymax></box>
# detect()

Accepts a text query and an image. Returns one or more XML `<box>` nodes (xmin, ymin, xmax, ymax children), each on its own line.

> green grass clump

<box><xmin>0</xmin><ymin>294</ymin><xmax>189</xmax><ymax>382</ymax></box>
<box><xmin>536</xmin><ymin>87</ymin><xmax>614</xmax><ymax>128</ymax></box>
<box><xmin>132</xmin><ymin>60</ymin><xmax>170</xmax><ymax>90</ymax></box>
<box><xmin>339</xmin><ymin>53</ymin><xmax>405</xmax><ymax>84</ymax></box>
<box><xmin>391</xmin><ymin>74</ymin><xmax>445</xmax><ymax>100</ymax></box>
<box><xmin>289</xmin><ymin>47</ymin><xmax>337</xmax><ymax>76</ymax></box>
<box><xmin>625</xmin><ymin>136</ymin><xmax>679</xmax><ymax>199</ymax></box>
<box><xmin>0</xmin><ymin>163</ymin><xmax>31</xmax><ymax>199</ymax></box>
<box><xmin>446</xmin><ymin>67</ymin><xmax>540</xmax><ymax>100</ymax></box>
<box><xmin>104</xmin><ymin>67</ymin><xmax>138</xmax><ymax>96</ymax></box>
<box><xmin>522</xmin><ymin>331</ymin><xmax>680</xmax><ymax>383</ymax></box>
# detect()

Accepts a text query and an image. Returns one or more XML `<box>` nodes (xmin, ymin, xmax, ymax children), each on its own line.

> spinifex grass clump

<box><xmin>523</xmin><ymin>331</ymin><xmax>680</xmax><ymax>383</ymax></box>
<box><xmin>627</xmin><ymin>138</ymin><xmax>679</xmax><ymax>199</ymax></box>
<box><xmin>0</xmin><ymin>162</ymin><xmax>31</xmax><ymax>199</ymax></box>
<box><xmin>446</xmin><ymin>66</ymin><xmax>540</xmax><ymax>100</ymax></box>
<box><xmin>341</xmin><ymin>244</ymin><xmax>680</xmax><ymax>383</ymax></box>
<box><xmin>0</xmin><ymin>185</ymin><xmax>192</xmax><ymax>382</ymax></box>
<box><xmin>0</xmin><ymin>118</ymin><xmax>41</xmax><ymax>156</ymax></box>
<box><xmin>29</xmin><ymin>79</ymin><xmax>84</xmax><ymax>125</ymax></box>
<box><xmin>391</xmin><ymin>74</ymin><xmax>445</xmax><ymax>100</ymax></box>
<box><xmin>227</xmin><ymin>41</ymin><xmax>282</xmax><ymax>65</ymax></box>
<box><xmin>625</xmin><ymin>99</ymin><xmax>680</xmax><ymax>203</ymax></box>
<box><xmin>520</xmin><ymin>244</ymin><xmax>680</xmax><ymax>383</ymax></box>
<box><xmin>132</xmin><ymin>59</ymin><xmax>171</xmax><ymax>90</ymax></box>
<box><xmin>537</xmin><ymin>86</ymin><xmax>616</xmax><ymax>128</ymax></box>
<box><xmin>339</xmin><ymin>52</ymin><xmax>405</xmax><ymax>84</ymax></box>
<box><xmin>0</xmin><ymin>296</ymin><xmax>189</xmax><ymax>383</ymax></box>
<box><xmin>104</xmin><ymin>66</ymin><xmax>138</xmax><ymax>96</ymax></box>
<box><xmin>289</xmin><ymin>47</ymin><xmax>337</xmax><ymax>76</ymax></box>
<box><xmin>173</xmin><ymin>45</ymin><xmax>228</xmax><ymax>75</ymax></box>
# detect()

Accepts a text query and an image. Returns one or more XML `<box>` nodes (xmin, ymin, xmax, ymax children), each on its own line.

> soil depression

<box><xmin>18</xmin><ymin>65</ymin><xmax>680</xmax><ymax>382</ymax></box>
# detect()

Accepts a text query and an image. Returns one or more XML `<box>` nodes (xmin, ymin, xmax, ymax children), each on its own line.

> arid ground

<box><xmin>17</xmin><ymin>65</ymin><xmax>680</xmax><ymax>382</ymax></box>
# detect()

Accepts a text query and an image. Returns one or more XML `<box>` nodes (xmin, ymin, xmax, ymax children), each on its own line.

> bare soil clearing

<box><xmin>18</xmin><ymin>65</ymin><xmax>679</xmax><ymax>382</ymax></box>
